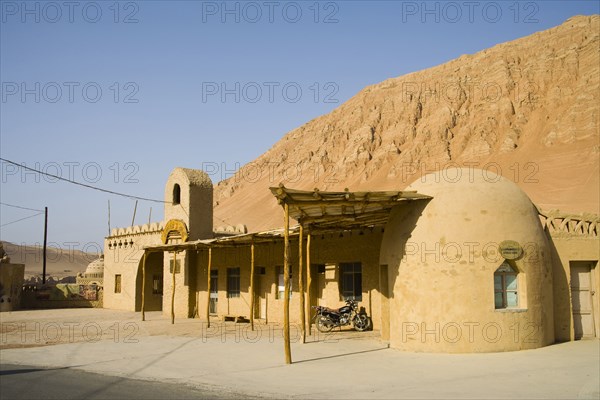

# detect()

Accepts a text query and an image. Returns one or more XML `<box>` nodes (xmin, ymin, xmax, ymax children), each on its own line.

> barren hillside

<box><xmin>214</xmin><ymin>15</ymin><xmax>600</xmax><ymax>231</ymax></box>
<box><xmin>1</xmin><ymin>241</ymin><xmax>96</xmax><ymax>279</ymax></box>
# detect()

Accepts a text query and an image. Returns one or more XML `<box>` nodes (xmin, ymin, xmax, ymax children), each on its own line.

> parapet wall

<box><xmin>540</xmin><ymin>211</ymin><xmax>599</xmax><ymax>238</ymax></box>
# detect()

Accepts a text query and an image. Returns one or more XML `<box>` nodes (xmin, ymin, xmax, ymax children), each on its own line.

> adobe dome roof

<box><xmin>85</xmin><ymin>256</ymin><xmax>104</xmax><ymax>275</ymax></box>
<box><xmin>407</xmin><ymin>167</ymin><xmax>536</xmax><ymax>211</ymax></box>
<box><xmin>391</xmin><ymin>167</ymin><xmax>544</xmax><ymax>255</ymax></box>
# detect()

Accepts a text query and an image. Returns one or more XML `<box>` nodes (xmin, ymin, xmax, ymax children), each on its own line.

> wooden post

<box><xmin>299</xmin><ymin>224</ymin><xmax>305</xmax><ymax>343</ymax></box>
<box><xmin>306</xmin><ymin>232</ymin><xmax>312</xmax><ymax>336</ymax></box>
<box><xmin>265</xmin><ymin>295</ymin><xmax>268</xmax><ymax>325</ymax></box>
<box><xmin>250</xmin><ymin>241</ymin><xmax>255</xmax><ymax>331</ymax></box>
<box><xmin>283</xmin><ymin>203</ymin><xmax>292</xmax><ymax>364</ymax></box>
<box><xmin>206</xmin><ymin>247</ymin><xmax>212</xmax><ymax>328</ymax></box>
<box><xmin>42</xmin><ymin>206</ymin><xmax>48</xmax><ymax>285</ymax></box>
<box><xmin>171</xmin><ymin>251</ymin><xmax>177</xmax><ymax>324</ymax></box>
<box><xmin>141</xmin><ymin>251</ymin><xmax>147</xmax><ymax>321</ymax></box>
<box><xmin>131</xmin><ymin>200</ymin><xmax>138</xmax><ymax>226</ymax></box>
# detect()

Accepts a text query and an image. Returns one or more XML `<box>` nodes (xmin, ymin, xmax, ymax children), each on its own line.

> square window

<box><xmin>209</xmin><ymin>270</ymin><xmax>218</xmax><ymax>313</ymax></box>
<box><xmin>227</xmin><ymin>267</ymin><xmax>240</xmax><ymax>298</ymax></box>
<box><xmin>114</xmin><ymin>274</ymin><xmax>122</xmax><ymax>293</ymax></box>
<box><xmin>169</xmin><ymin>259</ymin><xmax>181</xmax><ymax>274</ymax></box>
<box><xmin>340</xmin><ymin>262</ymin><xmax>362</xmax><ymax>301</ymax></box>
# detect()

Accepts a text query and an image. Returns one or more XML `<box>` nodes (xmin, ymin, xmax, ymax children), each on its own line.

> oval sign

<box><xmin>499</xmin><ymin>240</ymin><xmax>522</xmax><ymax>260</ymax></box>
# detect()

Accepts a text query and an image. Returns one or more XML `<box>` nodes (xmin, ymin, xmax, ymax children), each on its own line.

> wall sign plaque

<box><xmin>499</xmin><ymin>240</ymin><xmax>522</xmax><ymax>260</ymax></box>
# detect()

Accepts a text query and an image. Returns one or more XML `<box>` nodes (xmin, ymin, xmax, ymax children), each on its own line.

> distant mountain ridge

<box><xmin>213</xmin><ymin>15</ymin><xmax>600</xmax><ymax>231</ymax></box>
<box><xmin>1</xmin><ymin>241</ymin><xmax>96</xmax><ymax>279</ymax></box>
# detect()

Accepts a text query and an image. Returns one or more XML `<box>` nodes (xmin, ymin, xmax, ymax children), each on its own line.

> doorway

<box><xmin>570</xmin><ymin>261</ymin><xmax>597</xmax><ymax>339</ymax></box>
<box><xmin>135</xmin><ymin>252</ymin><xmax>164</xmax><ymax>312</ymax></box>
<box><xmin>209</xmin><ymin>269</ymin><xmax>218</xmax><ymax>314</ymax></box>
<box><xmin>256</xmin><ymin>269</ymin><xmax>267</xmax><ymax>320</ymax></box>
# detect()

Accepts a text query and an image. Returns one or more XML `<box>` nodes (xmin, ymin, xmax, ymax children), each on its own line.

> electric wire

<box><xmin>0</xmin><ymin>211</ymin><xmax>45</xmax><ymax>227</ymax></box>
<box><xmin>0</xmin><ymin>158</ymin><xmax>169</xmax><ymax>204</ymax></box>
<box><xmin>0</xmin><ymin>202</ymin><xmax>44</xmax><ymax>212</ymax></box>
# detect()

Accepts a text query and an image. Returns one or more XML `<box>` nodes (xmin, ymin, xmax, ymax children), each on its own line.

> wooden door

<box><xmin>571</xmin><ymin>262</ymin><xmax>596</xmax><ymax>339</ymax></box>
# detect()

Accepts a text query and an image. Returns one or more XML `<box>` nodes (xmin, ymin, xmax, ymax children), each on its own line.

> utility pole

<box><xmin>42</xmin><ymin>206</ymin><xmax>48</xmax><ymax>284</ymax></box>
<box><xmin>108</xmin><ymin>200</ymin><xmax>111</xmax><ymax>235</ymax></box>
<box><xmin>131</xmin><ymin>200</ymin><xmax>138</xmax><ymax>226</ymax></box>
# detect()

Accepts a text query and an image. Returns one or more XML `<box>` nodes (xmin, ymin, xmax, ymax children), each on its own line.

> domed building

<box><xmin>77</xmin><ymin>255</ymin><xmax>104</xmax><ymax>286</ymax></box>
<box><xmin>380</xmin><ymin>168</ymin><xmax>554</xmax><ymax>352</ymax></box>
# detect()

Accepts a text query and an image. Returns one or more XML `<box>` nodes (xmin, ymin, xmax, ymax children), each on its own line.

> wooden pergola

<box><xmin>269</xmin><ymin>185</ymin><xmax>432</xmax><ymax>363</ymax></box>
<box><xmin>139</xmin><ymin>186</ymin><xmax>431</xmax><ymax>365</ymax></box>
<box><xmin>140</xmin><ymin>227</ymin><xmax>301</xmax><ymax>329</ymax></box>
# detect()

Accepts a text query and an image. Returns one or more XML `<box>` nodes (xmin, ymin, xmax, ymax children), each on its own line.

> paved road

<box><xmin>0</xmin><ymin>364</ymin><xmax>257</xmax><ymax>400</ymax></box>
<box><xmin>2</xmin><ymin>310</ymin><xmax>598</xmax><ymax>399</ymax></box>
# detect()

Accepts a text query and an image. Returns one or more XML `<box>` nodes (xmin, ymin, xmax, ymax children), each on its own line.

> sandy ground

<box><xmin>1</xmin><ymin>309</ymin><xmax>599</xmax><ymax>399</ymax></box>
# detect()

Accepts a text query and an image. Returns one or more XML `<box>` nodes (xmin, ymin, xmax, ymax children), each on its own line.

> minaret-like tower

<box><xmin>164</xmin><ymin>167</ymin><xmax>213</xmax><ymax>240</ymax></box>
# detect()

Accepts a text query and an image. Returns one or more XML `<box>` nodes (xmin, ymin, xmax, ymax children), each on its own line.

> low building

<box><xmin>0</xmin><ymin>243</ymin><xmax>25</xmax><ymax>312</ymax></box>
<box><xmin>103</xmin><ymin>167</ymin><xmax>599</xmax><ymax>352</ymax></box>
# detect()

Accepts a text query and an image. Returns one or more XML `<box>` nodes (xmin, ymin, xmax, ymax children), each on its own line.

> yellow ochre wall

<box><xmin>192</xmin><ymin>232</ymin><xmax>384</xmax><ymax>329</ymax></box>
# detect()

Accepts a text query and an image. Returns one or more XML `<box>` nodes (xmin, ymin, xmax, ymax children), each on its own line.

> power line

<box><xmin>0</xmin><ymin>202</ymin><xmax>44</xmax><ymax>212</ymax></box>
<box><xmin>0</xmin><ymin>211</ymin><xmax>45</xmax><ymax>227</ymax></box>
<box><xmin>213</xmin><ymin>213</ymin><xmax>232</xmax><ymax>226</ymax></box>
<box><xmin>0</xmin><ymin>158</ymin><xmax>169</xmax><ymax>204</ymax></box>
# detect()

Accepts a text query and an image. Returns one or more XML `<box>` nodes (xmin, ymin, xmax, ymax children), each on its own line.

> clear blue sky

<box><xmin>1</xmin><ymin>0</ymin><xmax>598</xmax><ymax>251</ymax></box>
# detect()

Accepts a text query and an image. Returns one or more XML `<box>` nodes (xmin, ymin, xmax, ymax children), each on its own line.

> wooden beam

<box><xmin>250</xmin><ymin>241</ymin><xmax>255</xmax><ymax>331</ymax></box>
<box><xmin>306</xmin><ymin>232</ymin><xmax>312</xmax><ymax>336</ymax></box>
<box><xmin>283</xmin><ymin>203</ymin><xmax>292</xmax><ymax>364</ymax></box>
<box><xmin>206</xmin><ymin>247</ymin><xmax>212</xmax><ymax>328</ymax></box>
<box><xmin>320</xmin><ymin>205</ymin><xmax>327</xmax><ymax>216</ymax></box>
<box><xmin>296</xmin><ymin>210</ymin><xmax>392</xmax><ymax>224</ymax></box>
<box><xmin>298</xmin><ymin>224</ymin><xmax>305</xmax><ymax>344</ymax></box>
<box><xmin>289</xmin><ymin>199</ymin><xmax>400</xmax><ymax>208</ymax></box>
<box><xmin>141</xmin><ymin>251</ymin><xmax>147</xmax><ymax>322</ymax></box>
<box><xmin>171</xmin><ymin>251</ymin><xmax>177</xmax><ymax>325</ymax></box>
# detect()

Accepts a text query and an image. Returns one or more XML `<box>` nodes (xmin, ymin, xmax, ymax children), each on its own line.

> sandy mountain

<box><xmin>213</xmin><ymin>15</ymin><xmax>599</xmax><ymax>232</ymax></box>
<box><xmin>1</xmin><ymin>241</ymin><xmax>97</xmax><ymax>279</ymax></box>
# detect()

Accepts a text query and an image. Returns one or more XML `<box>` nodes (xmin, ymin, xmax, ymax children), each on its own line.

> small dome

<box><xmin>85</xmin><ymin>256</ymin><xmax>104</xmax><ymax>275</ymax></box>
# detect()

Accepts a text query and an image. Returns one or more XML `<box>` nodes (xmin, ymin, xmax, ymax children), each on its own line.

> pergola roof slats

<box><xmin>270</xmin><ymin>186</ymin><xmax>431</xmax><ymax>232</ymax></box>
<box><xmin>143</xmin><ymin>226</ymin><xmax>301</xmax><ymax>252</ymax></box>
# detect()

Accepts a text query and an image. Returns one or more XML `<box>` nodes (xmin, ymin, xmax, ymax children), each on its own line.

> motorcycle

<box><xmin>311</xmin><ymin>299</ymin><xmax>371</xmax><ymax>332</ymax></box>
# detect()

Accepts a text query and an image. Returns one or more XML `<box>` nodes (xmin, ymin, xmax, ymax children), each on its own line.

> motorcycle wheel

<box><xmin>315</xmin><ymin>315</ymin><xmax>334</xmax><ymax>333</ymax></box>
<box><xmin>353</xmin><ymin>314</ymin><xmax>371</xmax><ymax>332</ymax></box>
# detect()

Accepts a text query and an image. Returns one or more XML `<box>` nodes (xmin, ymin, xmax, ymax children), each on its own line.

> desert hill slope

<box><xmin>214</xmin><ymin>15</ymin><xmax>599</xmax><ymax>232</ymax></box>
<box><xmin>1</xmin><ymin>241</ymin><xmax>97</xmax><ymax>279</ymax></box>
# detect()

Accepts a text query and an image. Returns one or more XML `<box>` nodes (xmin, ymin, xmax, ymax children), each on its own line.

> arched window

<box><xmin>173</xmin><ymin>184</ymin><xmax>181</xmax><ymax>205</ymax></box>
<box><xmin>494</xmin><ymin>261</ymin><xmax>518</xmax><ymax>309</ymax></box>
